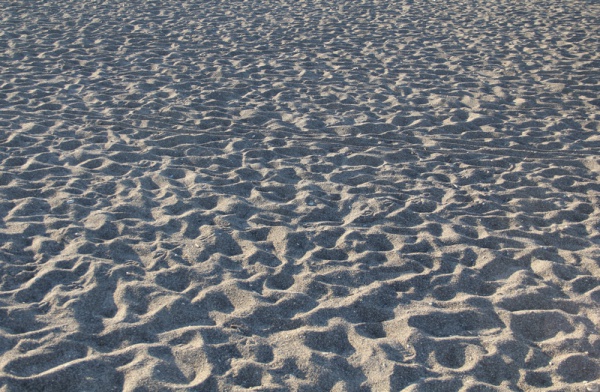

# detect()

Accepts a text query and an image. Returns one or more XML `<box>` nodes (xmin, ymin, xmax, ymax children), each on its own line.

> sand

<box><xmin>0</xmin><ymin>0</ymin><xmax>599</xmax><ymax>390</ymax></box>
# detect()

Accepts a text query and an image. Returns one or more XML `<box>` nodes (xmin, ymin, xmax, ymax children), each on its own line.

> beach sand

<box><xmin>0</xmin><ymin>0</ymin><xmax>599</xmax><ymax>390</ymax></box>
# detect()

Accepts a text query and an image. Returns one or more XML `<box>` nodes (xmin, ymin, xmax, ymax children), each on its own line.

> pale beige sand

<box><xmin>1</xmin><ymin>0</ymin><xmax>599</xmax><ymax>391</ymax></box>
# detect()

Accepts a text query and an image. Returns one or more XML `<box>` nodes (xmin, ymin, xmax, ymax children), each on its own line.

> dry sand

<box><xmin>1</xmin><ymin>0</ymin><xmax>599</xmax><ymax>390</ymax></box>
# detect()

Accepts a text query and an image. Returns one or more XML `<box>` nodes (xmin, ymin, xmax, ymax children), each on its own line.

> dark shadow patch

<box><xmin>313</xmin><ymin>248</ymin><xmax>348</xmax><ymax>261</ymax></box>
<box><xmin>524</xmin><ymin>371</ymin><xmax>552</xmax><ymax>388</ymax></box>
<box><xmin>265</xmin><ymin>273</ymin><xmax>294</xmax><ymax>290</ymax></box>
<box><xmin>303</xmin><ymin>327</ymin><xmax>354</xmax><ymax>356</ymax></box>
<box><xmin>509</xmin><ymin>310</ymin><xmax>574</xmax><ymax>341</ymax></box>
<box><xmin>154</xmin><ymin>267</ymin><xmax>191</xmax><ymax>292</ymax></box>
<box><xmin>556</xmin><ymin>354</ymin><xmax>599</xmax><ymax>383</ymax></box>
<box><xmin>389</xmin><ymin>364</ymin><xmax>429</xmax><ymax>391</ymax></box>
<box><xmin>355</xmin><ymin>323</ymin><xmax>386</xmax><ymax>339</ymax></box>
<box><xmin>409</xmin><ymin>310</ymin><xmax>503</xmax><ymax>337</ymax></box>
<box><xmin>247</xmin><ymin>250</ymin><xmax>282</xmax><ymax>267</ymax></box>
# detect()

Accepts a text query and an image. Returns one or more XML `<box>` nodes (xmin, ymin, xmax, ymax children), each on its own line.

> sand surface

<box><xmin>1</xmin><ymin>0</ymin><xmax>599</xmax><ymax>390</ymax></box>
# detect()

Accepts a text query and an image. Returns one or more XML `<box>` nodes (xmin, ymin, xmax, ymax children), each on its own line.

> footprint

<box><xmin>572</xmin><ymin>276</ymin><xmax>599</xmax><ymax>294</ymax></box>
<box><xmin>408</xmin><ymin>310</ymin><xmax>503</xmax><ymax>337</ymax></box>
<box><xmin>524</xmin><ymin>371</ymin><xmax>553</xmax><ymax>388</ymax></box>
<box><xmin>4</xmin><ymin>341</ymin><xmax>87</xmax><ymax>377</ymax></box>
<box><xmin>233</xmin><ymin>363</ymin><xmax>264</xmax><ymax>388</ymax></box>
<box><xmin>434</xmin><ymin>342</ymin><xmax>469</xmax><ymax>369</ymax></box>
<box><xmin>509</xmin><ymin>310</ymin><xmax>573</xmax><ymax>341</ymax></box>
<box><xmin>265</xmin><ymin>273</ymin><xmax>294</xmax><ymax>290</ymax></box>
<box><xmin>154</xmin><ymin>267</ymin><xmax>192</xmax><ymax>292</ymax></box>
<box><xmin>303</xmin><ymin>326</ymin><xmax>354</xmax><ymax>356</ymax></box>
<box><xmin>354</xmin><ymin>323</ymin><xmax>386</xmax><ymax>339</ymax></box>
<box><xmin>312</xmin><ymin>248</ymin><xmax>348</xmax><ymax>261</ymax></box>
<box><xmin>556</xmin><ymin>354</ymin><xmax>599</xmax><ymax>383</ymax></box>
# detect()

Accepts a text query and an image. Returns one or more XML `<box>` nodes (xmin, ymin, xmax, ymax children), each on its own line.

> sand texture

<box><xmin>1</xmin><ymin>0</ymin><xmax>599</xmax><ymax>390</ymax></box>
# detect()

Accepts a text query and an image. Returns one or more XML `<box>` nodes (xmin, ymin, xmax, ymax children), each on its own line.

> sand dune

<box><xmin>1</xmin><ymin>0</ymin><xmax>599</xmax><ymax>390</ymax></box>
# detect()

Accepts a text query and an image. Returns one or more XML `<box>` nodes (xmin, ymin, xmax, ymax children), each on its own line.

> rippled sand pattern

<box><xmin>0</xmin><ymin>0</ymin><xmax>599</xmax><ymax>390</ymax></box>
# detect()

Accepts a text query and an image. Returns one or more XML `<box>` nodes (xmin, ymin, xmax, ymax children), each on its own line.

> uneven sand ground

<box><xmin>0</xmin><ymin>0</ymin><xmax>599</xmax><ymax>390</ymax></box>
